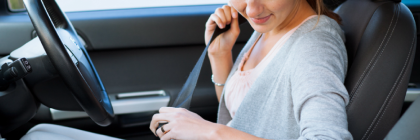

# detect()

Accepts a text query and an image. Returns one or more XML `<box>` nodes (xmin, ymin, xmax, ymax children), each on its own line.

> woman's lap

<box><xmin>20</xmin><ymin>124</ymin><xmax>122</xmax><ymax>140</ymax></box>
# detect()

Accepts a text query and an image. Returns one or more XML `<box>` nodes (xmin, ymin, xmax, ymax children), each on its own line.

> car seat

<box><xmin>334</xmin><ymin>0</ymin><xmax>417</xmax><ymax>139</ymax></box>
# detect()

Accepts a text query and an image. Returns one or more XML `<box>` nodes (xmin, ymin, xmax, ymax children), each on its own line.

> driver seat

<box><xmin>335</xmin><ymin>0</ymin><xmax>417</xmax><ymax>139</ymax></box>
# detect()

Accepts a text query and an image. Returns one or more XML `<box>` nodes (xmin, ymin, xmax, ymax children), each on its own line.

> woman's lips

<box><xmin>250</xmin><ymin>15</ymin><xmax>271</xmax><ymax>24</ymax></box>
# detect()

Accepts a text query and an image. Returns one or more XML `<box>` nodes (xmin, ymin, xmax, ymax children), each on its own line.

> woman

<box><xmin>150</xmin><ymin>0</ymin><xmax>352</xmax><ymax>139</ymax></box>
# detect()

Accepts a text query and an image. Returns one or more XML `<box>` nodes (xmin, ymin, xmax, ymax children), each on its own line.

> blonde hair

<box><xmin>307</xmin><ymin>0</ymin><xmax>342</xmax><ymax>24</ymax></box>
<box><xmin>278</xmin><ymin>0</ymin><xmax>342</xmax><ymax>29</ymax></box>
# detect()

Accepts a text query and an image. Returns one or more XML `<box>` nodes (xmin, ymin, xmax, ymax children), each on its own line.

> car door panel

<box><xmin>0</xmin><ymin>5</ymin><xmax>253</xmax><ymax>53</ymax></box>
<box><xmin>0</xmin><ymin>3</ymin><xmax>253</xmax><ymax>139</ymax></box>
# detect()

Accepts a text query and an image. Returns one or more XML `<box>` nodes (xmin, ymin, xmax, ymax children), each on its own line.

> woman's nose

<box><xmin>245</xmin><ymin>0</ymin><xmax>264</xmax><ymax>18</ymax></box>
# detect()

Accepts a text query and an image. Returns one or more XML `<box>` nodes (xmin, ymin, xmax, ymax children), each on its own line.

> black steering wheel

<box><xmin>23</xmin><ymin>0</ymin><xmax>114</xmax><ymax>126</ymax></box>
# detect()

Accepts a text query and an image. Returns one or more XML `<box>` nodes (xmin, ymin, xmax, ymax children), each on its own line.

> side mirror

<box><xmin>8</xmin><ymin>0</ymin><xmax>26</xmax><ymax>12</ymax></box>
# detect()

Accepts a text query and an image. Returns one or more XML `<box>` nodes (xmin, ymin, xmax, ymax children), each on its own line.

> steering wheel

<box><xmin>23</xmin><ymin>0</ymin><xmax>114</xmax><ymax>126</ymax></box>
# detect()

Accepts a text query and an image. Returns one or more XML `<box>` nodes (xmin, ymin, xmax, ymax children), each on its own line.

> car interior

<box><xmin>0</xmin><ymin>0</ymin><xmax>418</xmax><ymax>140</ymax></box>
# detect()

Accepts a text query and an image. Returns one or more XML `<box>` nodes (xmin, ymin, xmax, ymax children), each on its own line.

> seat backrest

<box><xmin>335</xmin><ymin>0</ymin><xmax>417</xmax><ymax>139</ymax></box>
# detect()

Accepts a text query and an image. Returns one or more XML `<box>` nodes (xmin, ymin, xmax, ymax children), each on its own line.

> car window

<box><xmin>8</xmin><ymin>0</ymin><xmax>228</xmax><ymax>12</ymax></box>
<box><xmin>56</xmin><ymin>0</ymin><xmax>228</xmax><ymax>12</ymax></box>
<box><xmin>9</xmin><ymin>0</ymin><xmax>417</xmax><ymax>13</ymax></box>
<box><xmin>402</xmin><ymin>0</ymin><xmax>420</xmax><ymax>5</ymax></box>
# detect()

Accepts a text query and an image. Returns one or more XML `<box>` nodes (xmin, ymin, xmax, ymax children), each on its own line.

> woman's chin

<box><xmin>251</xmin><ymin>25</ymin><xmax>273</xmax><ymax>33</ymax></box>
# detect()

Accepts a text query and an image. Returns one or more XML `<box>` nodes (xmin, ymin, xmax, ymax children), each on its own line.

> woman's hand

<box><xmin>150</xmin><ymin>107</ymin><xmax>221</xmax><ymax>140</ymax></box>
<box><xmin>205</xmin><ymin>4</ymin><xmax>241</xmax><ymax>58</ymax></box>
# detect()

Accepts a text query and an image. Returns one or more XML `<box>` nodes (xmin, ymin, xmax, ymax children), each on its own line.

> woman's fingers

<box><xmin>149</xmin><ymin>114</ymin><xmax>171</xmax><ymax>136</ymax></box>
<box><xmin>209</xmin><ymin>14</ymin><xmax>224</xmax><ymax>29</ymax></box>
<box><xmin>226</xmin><ymin>5</ymin><xmax>240</xmax><ymax>36</ymax></box>
<box><xmin>222</xmin><ymin>5</ymin><xmax>232</xmax><ymax>25</ymax></box>
<box><xmin>214</xmin><ymin>8</ymin><xmax>227</xmax><ymax>29</ymax></box>
<box><xmin>150</xmin><ymin>110</ymin><xmax>188</xmax><ymax>136</ymax></box>
<box><xmin>160</xmin><ymin>130</ymin><xmax>176</xmax><ymax>140</ymax></box>
<box><xmin>159</xmin><ymin>107</ymin><xmax>176</xmax><ymax>113</ymax></box>
<box><xmin>159</xmin><ymin>107</ymin><xmax>188</xmax><ymax>113</ymax></box>
<box><xmin>204</xmin><ymin>4</ymin><xmax>241</xmax><ymax>51</ymax></box>
<box><xmin>209</xmin><ymin>6</ymin><xmax>234</xmax><ymax>29</ymax></box>
<box><xmin>155</xmin><ymin>125</ymin><xmax>164</xmax><ymax>138</ymax></box>
<box><xmin>149</xmin><ymin>107</ymin><xmax>211</xmax><ymax>140</ymax></box>
<box><xmin>231</xmin><ymin>4</ymin><xmax>239</xmax><ymax>19</ymax></box>
<box><xmin>156</xmin><ymin>123</ymin><xmax>174</xmax><ymax>138</ymax></box>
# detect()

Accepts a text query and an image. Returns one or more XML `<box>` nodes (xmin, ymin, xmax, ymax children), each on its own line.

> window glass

<box><xmin>11</xmin><ymin>0</ymin><xmax>418</xmax><ymax>13</ymax></box>
<box><xmin>7</xmin><ymin>0</ymin><xmax>25</xmax><ymax>12</ymax></box>
<box><xmin>402</xmin><ymin>0</ymin><xmax>420</xmax><ymax>5</ymax></box>
<box><xmin>56</xmin><ymin>0</ymin><xmax>228</xmax><ymax>12</ymax></box>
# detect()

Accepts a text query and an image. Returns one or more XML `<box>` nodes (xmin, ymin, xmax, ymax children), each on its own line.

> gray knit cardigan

<box><xmin>217</xmin><ymin>15</ymin><xmax>353</xmax><ymax>140</ymax></box>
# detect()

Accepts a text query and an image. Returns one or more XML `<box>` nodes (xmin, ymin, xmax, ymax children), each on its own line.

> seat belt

<box><xmin>156</xmin><ymin>15</ymin><xmax>247</xmax><ymax>132</ymax></box>
<box><xmin>171</xmin><ymin>15</ymin><xmax>247</xmax><ymax>109</ymax></box>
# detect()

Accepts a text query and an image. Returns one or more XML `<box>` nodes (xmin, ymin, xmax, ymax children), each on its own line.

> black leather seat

<box><xmin>334</xmin><ymin>0</ymin><xmax>417</xmax><ymax>139</ymax></box>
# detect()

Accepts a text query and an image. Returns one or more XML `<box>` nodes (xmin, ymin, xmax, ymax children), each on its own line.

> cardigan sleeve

<box><xmin>290</xmin><ymin>26</ymin><xmax>353</xmax><ymax>140</ymax></box>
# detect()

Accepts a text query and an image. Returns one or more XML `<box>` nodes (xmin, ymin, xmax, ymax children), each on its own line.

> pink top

<box><xmin>224</xmin><ymin>15</ymin><xmax>317</xmax><ymax>119</ymax></box>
